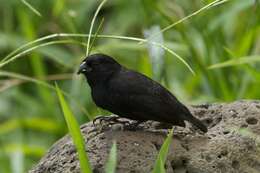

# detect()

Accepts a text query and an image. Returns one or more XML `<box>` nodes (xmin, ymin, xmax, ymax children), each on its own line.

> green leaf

<box><xmin>0</xmin><ymin>118</ymin><xmax>64</xmax><ymax>135</ymax></box>
<box><xmin>105</xmin><ymin>141</ymin><xmax>117</xmax><ymax>173</ymax></box>
<box><xmin>208</xmin><ymin>55</ymin><xmax>260</xmax><ymax>69</ymax></box>
<box><xmin>158</xmin><ymin>157</ymin><xmax>166</xmax><ymax>173</ymax></box>
<box><xmin>55</xmin><ymin>83</ymin><xmax>92</xmax><ymax>173</ymax></box>
<box><xmin>0</xmin><ymin>144</ymin><xmax>46</xmax><ymax>157</ymax></box>
<box><xmin>152</xmin><ymin>129</ymin><xmax>173</xmax><ymax>173</ymax></box>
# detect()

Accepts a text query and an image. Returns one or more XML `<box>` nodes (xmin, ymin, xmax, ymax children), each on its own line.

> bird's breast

<box><xmin>91</xmin><ymin>85</ymin><xmax>125</xmax><ymax>114</ymax></box>
<box><xmin>91</xmin><ymin>86</ymin><xmax>113</xmax><ymax>108</ymax></box>
<box><xmin>91</xmin><ymin>87</ymin><xmax>105</xmax><ymax>106</ymax></box>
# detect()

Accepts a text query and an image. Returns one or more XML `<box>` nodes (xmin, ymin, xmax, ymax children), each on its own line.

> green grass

<box><xmin>56</xmin><ymin>84</ymin><xmax>92</xmax><ymax>173</ymax></box>
<box><xmin>0</xmin><ymin>34</ymin><xmax>195</xmax><ymax>74</ymax></box>
<box><xmin>86</xmin><ymin>0</ymin><xmax>107</xmax><ymax>56</ymax></box>
<box><xmin>105</xmin><ymin>141</ymin><xmax>117</xmax><ymax>173</ymax></box>
<box><xmin>21</xmin><ymin>0</ymin><xmax>42</xmax><ymax>17</ymax></box>
<box><xmin>208</xmin><ymin>55</ymin><xmax>260</xmax><ymax>69</ymax></box>
<box><xmin>152</xmin><ymin>129</ymin><xmax>173</xmax><ymax>173</ymax></box>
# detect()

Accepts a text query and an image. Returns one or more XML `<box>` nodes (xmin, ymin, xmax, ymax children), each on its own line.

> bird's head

<box><xmin>77</xmin><ymin>53</ymin><xmax>121</xmax><ymax>86</ymax></box>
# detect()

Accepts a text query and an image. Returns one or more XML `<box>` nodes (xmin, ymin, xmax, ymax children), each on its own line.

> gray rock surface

<box><xmin>30</xmin><ymin>100</ymin><xmax>260</xmax><ymax>173</ymax></box>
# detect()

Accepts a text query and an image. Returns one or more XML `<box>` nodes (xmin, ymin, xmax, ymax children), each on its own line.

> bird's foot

<box><xmin>93</xmin><ymin>115</ymin><xmax>131</xmax><ymax>127</ymax></box>
<box><xmin>123</xmin><ymin>121</ymin><xmax>145</xmax><ymax>131</ymax></box>
<box><xmin>93</xmin><ymin>115</ymin><xmax>120</xmax><ymax>126</ymax></box>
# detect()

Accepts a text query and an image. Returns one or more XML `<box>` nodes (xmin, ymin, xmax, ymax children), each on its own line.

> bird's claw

<box><xmin>93</xmin><ymin>115</ymin><xmax>121</xmax><ymax>126</ymax></box>
<box><xmin>92</xmin><ymin>115</ymin><xmax>145</xmax><ymax>131</ymax></box>
<box><xmin>123</xmin><ymin>121</ymin><xmax>145</xmax><ymax>131</ymax></box>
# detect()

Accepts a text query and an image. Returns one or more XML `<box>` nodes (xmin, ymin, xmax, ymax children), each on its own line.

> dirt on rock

<box><xmin>30</xmin><ymin>100</ymin><xmax>260</xmax><ymax>173</ymax></box>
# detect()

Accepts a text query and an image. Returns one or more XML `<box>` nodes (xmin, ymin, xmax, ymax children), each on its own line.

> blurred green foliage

<box><xmin>0</xmin><ymin>0</ymin><xmax>259</xmax><ymax>172</ymax></box>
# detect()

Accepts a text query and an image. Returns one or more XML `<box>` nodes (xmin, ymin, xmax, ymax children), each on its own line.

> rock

<box><xmin>29</xmin><ymin>100</ymin><xmax>260</xmax><ymax>173</ymax></box>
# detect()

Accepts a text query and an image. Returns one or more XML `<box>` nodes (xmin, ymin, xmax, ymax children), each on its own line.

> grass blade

<box><xmin>86</xmin><ymin>0</ymin><xmax>107</xmax><ymax>56</ymax></box>
<box><xmin>21</xmin><ymin>0</ymin><xmax>42</xmax><ymax>17</ymax></box>
<box><xmin>152</xmin><ymin>129</ymin><xmax>173</xmax><ymax>173</ymax></box>
<box><xmin>55</xmin><ymin>83</ymin><xmax>92</xmax><ymax>173</ymax></box>
<box><xmin>0</xmin><ymin>33</ymin><xmax>195</xmax><ymax>75</ymax></box>
<box><xmin>89</xmin><ymin>17</ymin><xmax>105</xmax><ymax>54</ymax></box>
<box><xmin>105</xmin><ymin>141</ymin><xmax>117</xmax><ymax>173</ymax></box>
<box><xmin>0</xmin><ymin>40</ymin><xmax>86</xmax><ymax>68</ymax></box>
<box><xmin>145</xmin><ymin>0</ymin><xmax>230</xmax><ymax>41</ymax></box>
<box><xmin>1</xmin><ymin>34</ymin><xmax>64</xmax><ymax>63</ymax></box>
<box><xmin>0</xmin><ymin>70</ymin><xmax>91</xmax><ymax>119</ymax></box>
<box><xmin>208</xmin><ymin>55</ymin><xmax>260</xmax><ymax>69</ymax></box>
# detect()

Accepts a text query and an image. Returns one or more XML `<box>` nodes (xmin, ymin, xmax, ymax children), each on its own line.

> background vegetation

<box><xmin>0</xmin><ymin>0</ymin><xmax>259</xmax><ymax>172</ymax></box>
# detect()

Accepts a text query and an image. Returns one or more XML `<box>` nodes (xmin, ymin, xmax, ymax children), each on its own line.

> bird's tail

<box><xmin>188</xmin><ymin>115</ymin><xmax>208</xmax><ymax>133</ymax></box>
<box><xmin>182</xmin><ymin>107</ymin><xmax>207</xmax><ymax>133</ymax></box>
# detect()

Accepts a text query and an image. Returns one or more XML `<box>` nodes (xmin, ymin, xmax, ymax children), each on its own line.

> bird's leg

<box><xmin>93</xmin><ymin>115</ymin><xmax>133</xmax><ymax>126</ymax></box>
<box><xmin>124</xmin><ymin>120</ymin><xmax>145</xmax><ymax>131</ymax></box>
<box><xmin>93</xmin><ymin>115</ymin><xmax>121</xmax><ymax>126</ymax></box>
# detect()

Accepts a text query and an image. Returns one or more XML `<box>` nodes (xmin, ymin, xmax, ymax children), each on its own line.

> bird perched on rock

<box><xmin>77</xmin><ymin>53</ymin><xmax>207</xmax><ymax>132</ymax></box>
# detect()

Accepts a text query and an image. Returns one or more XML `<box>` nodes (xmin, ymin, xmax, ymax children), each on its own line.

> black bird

<box><xmin>77</xmin><ymin>53</ymin><xmax>207</xmax><ymax>132</ymax></box>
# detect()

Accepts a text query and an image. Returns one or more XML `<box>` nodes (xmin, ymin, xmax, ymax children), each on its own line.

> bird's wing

<box><xmin>110</xmin><ymin>69</ymin><xmax>178</xmax><ymax>105</ymax></box>
<box><xmin>108</xmin><ymin>69</ymin><xmax>186</xmax><ymax>122</ymax></box>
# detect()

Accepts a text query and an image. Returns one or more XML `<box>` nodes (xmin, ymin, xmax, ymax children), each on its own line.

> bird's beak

<box><xmin>77</xmin><ymin>62</ymin><xmax>86</xmax><ymax>74</ymax></box>
<box><xmin>77</xmin><ymin>61</ymin><xmax>92</xmax><ymax>74</ymax></box>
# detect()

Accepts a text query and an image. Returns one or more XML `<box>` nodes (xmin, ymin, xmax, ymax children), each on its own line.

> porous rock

<box><xmin>30</xmin><ymin>100</ymin><xmax>260</xmax><ymax>173</ymax></box>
